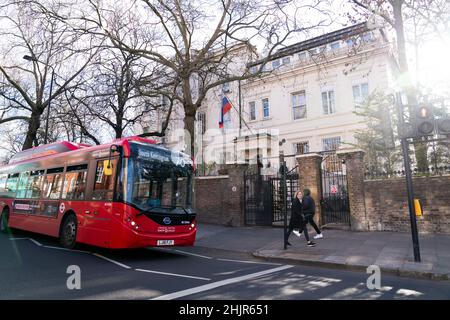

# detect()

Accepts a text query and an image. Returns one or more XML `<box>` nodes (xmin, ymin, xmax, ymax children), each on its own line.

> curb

<box><xmin>252</xmin><ymin>251</ymin><xmax>450</xmax><ymax>281</ymax></box>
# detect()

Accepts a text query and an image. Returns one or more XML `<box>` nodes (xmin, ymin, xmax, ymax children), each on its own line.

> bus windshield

<box><xmin>126</xmin><ymin>144</ymin><xmax>193</xmax><ymax>214</ymax></box>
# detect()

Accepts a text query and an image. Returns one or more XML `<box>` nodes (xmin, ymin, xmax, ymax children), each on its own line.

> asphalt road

<box><xmin>1</xmin><ymin>229</ymin><xmax>450</xmax><ymax>300</ymax></box>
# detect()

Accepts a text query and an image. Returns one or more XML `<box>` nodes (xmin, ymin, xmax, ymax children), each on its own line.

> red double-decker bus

<box><xmin>0</xmin><ymin>137</ymin><xmax>196</xmax><ymax>249</ymax></box>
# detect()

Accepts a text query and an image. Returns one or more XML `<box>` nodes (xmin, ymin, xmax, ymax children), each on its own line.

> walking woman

<box><xmin>301</xmin><ymin>188</ymin><xmax>323</xmax><ymax>247</ymax></box>
<box><xmin>286</xmin><ymin>190</ymin><xmax>303</xmax><ymax>246</ymax></box>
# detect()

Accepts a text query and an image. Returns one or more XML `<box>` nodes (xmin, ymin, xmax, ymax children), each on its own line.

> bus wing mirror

<box><xmin>104</xmin><ymin>160</ymin><xmax>113</xmax><ymax>176</ymax></box>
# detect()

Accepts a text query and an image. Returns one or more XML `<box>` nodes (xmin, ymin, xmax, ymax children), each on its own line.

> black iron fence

<box><xmin>365</xmin><ymin>165</ymin><xmax>450</xmax><ymax>180</ymax></box>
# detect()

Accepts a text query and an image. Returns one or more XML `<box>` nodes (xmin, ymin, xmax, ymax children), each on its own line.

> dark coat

<box><xmin>289</xmin><ymin>198</ymin><xmax>303</xmax><ymax>228</ymax></box>
<box><xmin>302</xmin><ymin>195</ymin><xmax>315</xmax><ymax>218</ymax></box>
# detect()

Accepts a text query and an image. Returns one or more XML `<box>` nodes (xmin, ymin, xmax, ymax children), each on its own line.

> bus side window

<box><xmin>62</xmin><ymin>169</ymin><xmax>88</xmax><ymax>201</ymax></box>
<box><xmin>16</xmin><ymin>172</ymin><xmax>30</xmax><ymax>199</ymax></box>
<box><xmin>92</xmin><ymin>159</ymin><xmax>117</xmax><ymax>201</ymax></box>
<box><xmin>0</xmin><ymin>174</ymin><xmax>7</xmax><ymax>194</ymax></box>
<box><xmin>43</xmin><ymin>174</ymin><xmax>64</xmax><ymax>200</ymax></box>
<box><xmin>5</xmin><ymin>173</ymin><xmax>19</xmax><ymax>196</ymax></box>
<box><xmin>25</xmin><ymin>170</ymin><xmax>45</xmax><ymax>199</ymax></box>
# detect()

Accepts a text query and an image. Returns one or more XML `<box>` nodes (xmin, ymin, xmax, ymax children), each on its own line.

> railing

<box><xmin>365</xmin><ymin>166</ymin><xmax>450</xmax><ymax>180</ymax></box>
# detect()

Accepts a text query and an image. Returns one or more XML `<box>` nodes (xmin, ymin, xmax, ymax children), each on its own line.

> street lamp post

<box><xmin>23</xmin><ymin>55</ymin><xmax>55</xmax><ymax>145</ymax></box>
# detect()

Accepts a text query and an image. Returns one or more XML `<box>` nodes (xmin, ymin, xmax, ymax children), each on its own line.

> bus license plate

<box><xmin>157</xmin><ymin>240</ymin><xmax>174</xmax><ymax>246</ymax></box>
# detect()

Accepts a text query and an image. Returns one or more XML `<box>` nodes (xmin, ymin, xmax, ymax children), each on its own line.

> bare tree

<box><xmin>59</xmin><ymin>0</ymin><xmax>332</xmax><ymax>156</ymax></box>
<box><xmin>0</xmin><ymin>0</ymin><xmax>100</xmax><ymax>150</ymax></box>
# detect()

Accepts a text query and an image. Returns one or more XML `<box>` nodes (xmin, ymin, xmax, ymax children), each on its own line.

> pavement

<box><xmin>195</xmin><ymin>223</ymin><xmax>450</xmax><ymax>281</ymax></box>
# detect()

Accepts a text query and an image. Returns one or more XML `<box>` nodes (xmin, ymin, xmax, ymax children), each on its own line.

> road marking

<box><xmin>135</xmin><ymin>268</ymin><xmax>211</xmax><ymax>281</ymax></box>
<box><xmin>173</xmin><ymin>249</ymin><xmax>213</xmax><ymax>259</ymax></box>
<box><xmin>9</xmin><ymin>237</ymin><xmax>42</xmax><ymax>246</ymax></box>
<box><xmin>151</xmin><ymin>265</ymin><xmax>293</xmax><ymax>300</ymax></box>
<box><xmin>92</xmin><ymin>253</ymin><xmax>131</xmax><ymax>269</ymax></box>
<box><xmin>217</xmin><ymin>258</ymin><xmax>281</xmax><ymax>266</ymax></box>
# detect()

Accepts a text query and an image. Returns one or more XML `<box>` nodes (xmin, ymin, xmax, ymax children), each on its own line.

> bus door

<box><xmin>80</xmin><ymin>159</ymin><xmax>118</xmax><ymax>247</ymax></box>
<box><xmin>40</xmin><ymin>167</ymin><xmax>65</xmax><ymax>235</ymax></box>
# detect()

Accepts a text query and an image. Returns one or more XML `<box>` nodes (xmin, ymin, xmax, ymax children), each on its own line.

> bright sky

<box><xmin>0</xmin><ymin>0</ymin><xmax>449</xmax><ymax>161</ymax></box>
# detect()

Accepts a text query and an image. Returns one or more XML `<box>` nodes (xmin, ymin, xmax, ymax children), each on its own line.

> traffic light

<box><xmin>437</xmin><ymin>117</ymin><xmax>450</xmax><ymax>135</ymax></box>
<box><xmin>414</xmin><ymin>105</ymin><xmax>435</xmax><ymax>136</ymax></box>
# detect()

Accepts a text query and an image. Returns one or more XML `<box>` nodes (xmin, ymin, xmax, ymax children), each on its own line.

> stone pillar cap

<box><xmin>295</xmin><ymin>153</ymin><xmax>322</xmax><ymax>159</ymax></box>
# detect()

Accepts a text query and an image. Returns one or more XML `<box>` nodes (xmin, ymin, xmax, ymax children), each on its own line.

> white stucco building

<box><xmin>137</xmin><ymin>22</ymin><xmax>396</xmax><ymax>173</ymax></box>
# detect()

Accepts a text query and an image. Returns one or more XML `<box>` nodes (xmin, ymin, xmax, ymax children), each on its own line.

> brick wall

<box><xmin>193</xmin><ymin>164</ymin><xmax>247</xmax><ymax>226</ymax></box>
<box><xmin>364</xmin><ymin>175</ymin><xmax>450</xmax><ymax>234</ymax></box>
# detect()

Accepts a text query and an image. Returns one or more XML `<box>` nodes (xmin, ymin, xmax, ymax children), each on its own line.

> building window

<box><xmin>298</xmin><ymin>52</ymin><xmax>307</xmax><ymax>61</ymax></box>
<box><xmin>262</xmin><ymin>98</ymin><xmax>270</xmax><ymax>118</ymax></box>
<box><xmin>272</xmin><ymin>59</ymin><xmax>280</xmax><ymax>69</ymax></box>
<box><xmin>362</xmin><ymin>32</ymin><xmax>373</xmax><ymax>43</ymax></box>
<box><xmin>321</xmin><ymin>90</ymin><xmax>336</xmax><ymax>114</ymax></box>
<box><xmin>330</xmin><ymin>41</ymin><xmax>340</xmax><ymax>50</ymax></box>
<box><xmin>322</xmin><ymin>137</ymin><xmax>341</xmax><ymax>151</ymax></box>
<box><xmin>294</xmin><ymin>142</ymin><xmax>309</xmax><ymax>155</ymax></box>
<box><xmin>292</xmin><ymin>91</ymin><xmax>307</xmax><ymax>120</ymax></box>
<box><xmin>282</xmin><ymin>57</ymin><xmax>291</xmax><ymax>65</ymax></box>
<box><xmin>222</xmin><ymin>82</ymin><xmax>231</xmax><ymax>93</ymax></box>
<box><xmin>352</xmin><ymin>83</ymin><xmax>369</xmax><ymax>108</ymax></box>
<box><xmin>197</xmin><ymin>112</ymin><xmax>206</xmax><ymax>134</ymax></box>
<box><xmin>346</xmin><ymin>38</ymin><xmax>355</xmax><ymax>47</ymax></box>
<box><xmin>249</xmin><ymin>101</ymin><xmax>256</xmax><ymax>121</ymax></box>
<box><xmin>249</xmin><ymin>66</ymin><xmax>258</xmax><ymax>74</ymax></box>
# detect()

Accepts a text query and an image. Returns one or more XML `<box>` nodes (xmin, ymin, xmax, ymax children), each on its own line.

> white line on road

<box><xmin>173</xmin><ymin>249</ymin><xmax>213</xmax><ymax>259</ymax></box>
<box><xmin>151</xmin><ymin>265</ymin><xmax>294</xmax><ymax>300</ymax></box>
<box><xmin>28</xmin><ymin>238</ymin><xmax>43</xmax><ymax>246</ymax></box>
<box><xmin>135</xmin><ymin>268</ymin><xmax>211</xmax><ymax>281</ymax></box>
<box><xmin>217</xmin><ymin>258</ymin><xmax>281</xmax><ymax>266</ymax></box>
<box><xmin>92</xmin><ymin>253</ymin><xmax>132</xmax><ymax>269</ymax></box>
<box><xmin>9</xmin><ymin>237</ymin><xmax>42</xmax><ymax>246</ymax></box>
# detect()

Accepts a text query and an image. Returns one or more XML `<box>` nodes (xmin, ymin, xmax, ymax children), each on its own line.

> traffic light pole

<box><xmin>400</xmin><ymin>137</ymin><xmax>421</xmax><ymax>262</ymax></box>
<box><xmin>395</xmin><ymin>92</ymin><xmax>421</xmax><ymax>262</ymax></box>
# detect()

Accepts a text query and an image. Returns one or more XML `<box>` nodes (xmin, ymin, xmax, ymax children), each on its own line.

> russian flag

<box><xmin>219</xmin><ymin>96</ymin><xmax>232</xmax><ymax>129</ymax></box>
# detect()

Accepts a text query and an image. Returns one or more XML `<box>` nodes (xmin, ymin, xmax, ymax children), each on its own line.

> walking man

<box><xmin>301</xmin><ymin>188</ymin><xmax>323</xmax><ymax>247</ymax></box>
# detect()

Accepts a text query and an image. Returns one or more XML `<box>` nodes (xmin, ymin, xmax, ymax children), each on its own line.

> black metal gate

<box><xmin>320</xmin><ymin>153</ymin><xmax>350</xmax><ymax>225</ymax></box>
<box><xmin>244</xmin><ymin>171</ymin><xmax>272</xmax><ymax>225</ymax></box>
<box><xmin>244</xmin><ymin>165</ymin><xmax>299</xmax><ymax>225</ymax></box>
<box><xmin>270</xmin><ymin>173</ymin><xmax>299</xmax><ymax>223</ymax></box>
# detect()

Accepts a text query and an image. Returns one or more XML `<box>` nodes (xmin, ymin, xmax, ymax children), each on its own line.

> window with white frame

<box><xmin>262</xmin><ymin>98</ymin><xmax>270</xmax><ymax>118</ymax></box>
<box><xmin>272</xmin><ymin>59</ymin><xmax>281</xmax><ymax>69</ymax></box>
<box><xmin>294</xmin><ymin>141</ymin><xmax>309</xmax><ymax>155</ymax></box>
<box><xmin>249</xmin><ymin>101</ymin><xmax>256</xmax><ymax>121</ymax></box>
<box><xmin>321</xmin><ymin>90</ymin><xmax>336</xmax><ymax>114</ymax></box>
<box><xmin>197</xmin><ymin>112</ymin><xmax>206</xmax><ymax>134</ymax></box>
<box><xmin>298</xmin><ymin>52</ymin><xmax>307</xmax><ymax>61</ymax></box>
<box><xmin>330</xmin><ymin>41</ymin><xmax>340</xmax><ymax>50</ymax></box>
<box><xmin>282</xmin><ymin>56</ymin><xmax>291</xmax><ymax>65</ymax></box>
<box><xmin>292</xmin><ymin>91</ymin><xmax>307</xmax><ymax>120</ymax></box>
<box><xmin>352</xmin><ymin>83</ymin><xmax>369</xmax><ymax>108</ymax></box>
<box><xmin>322</xmin><ymin>137</ymin><xmax>341</xmax><ymax>151</ymax></box>
<box><xmin>222</xmin><ymin>82</ymin><xmax>231</xmax><ymax>93</ymax></box>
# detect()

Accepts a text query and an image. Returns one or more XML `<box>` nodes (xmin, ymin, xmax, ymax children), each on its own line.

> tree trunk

<box><xmin>22</xmin><ymin>112</ymin><xmax>42</xmax><ymax>150</ymax></box>
<box><xmin>184</xmin><ymin>106</ymin><xmax>196</xmax><ymax>159</ymax></box>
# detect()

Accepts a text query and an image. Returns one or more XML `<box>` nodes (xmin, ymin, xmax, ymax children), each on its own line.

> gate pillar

<box><xmin>337</xmin><ymin>150</ymin><xmax>368</xmax><ymax>231</ymax></box>
<box><xmin>296</xmin><ymin>154</ymin><xmax>323</xmax><ymax>226</ymax></box>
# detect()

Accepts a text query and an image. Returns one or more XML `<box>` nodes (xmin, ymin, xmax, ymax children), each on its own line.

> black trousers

<box><xmin>302</xmin><ymin>215</ymin><xmax>321</xmax><ymax>242</ymax></box>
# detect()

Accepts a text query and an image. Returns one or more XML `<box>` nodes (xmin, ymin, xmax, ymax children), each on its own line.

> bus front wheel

<box><xmin>0</xmin><ymin>208</ymin><xmax>9</xmax><ymax>233</ymax></box>
<box><xmin>60</xmin><ymin>214</ymin><xmax>77</xmax><ymax>249</ymax></box>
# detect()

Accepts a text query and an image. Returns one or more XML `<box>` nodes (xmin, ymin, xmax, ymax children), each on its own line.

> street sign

<box><xmin>330</xmin><ymin>185</ymin><xmax>338</xmax><ymax>194</ymax></box>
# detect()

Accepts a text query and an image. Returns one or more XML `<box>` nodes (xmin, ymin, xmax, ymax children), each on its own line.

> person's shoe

<box><xmin>286</xmin><ymin>241</ymin><xmax>292</xmax><ymax>246</ymax></box>
<box><xmin>314</xmin><ymin>233</ymin><xmax>323</xmax><ymax>239</ymax></box>
<box><xmin>307</xmin><ymin>241</ymin><xmax>316</xmax><ymax>247</ymax></box>
<box><xmin>293</xmin><ymin>230</ymin><xmax>301</xmax><ymax>237</ymax></box>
